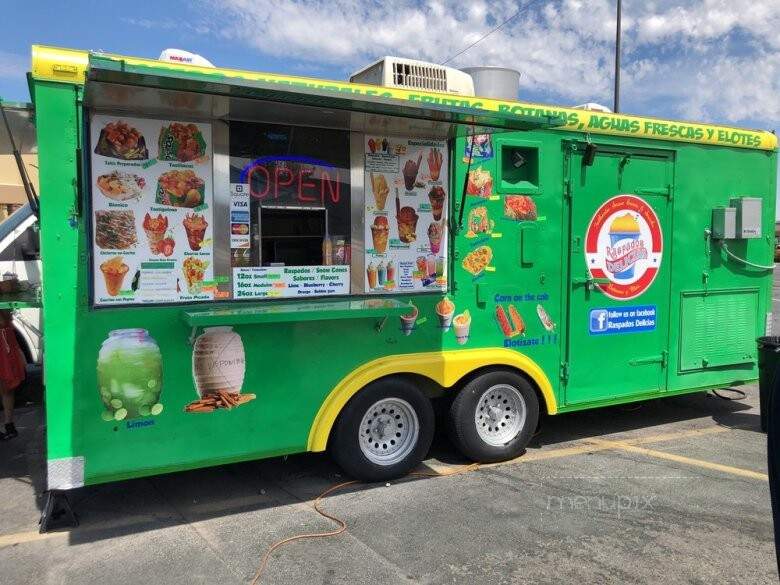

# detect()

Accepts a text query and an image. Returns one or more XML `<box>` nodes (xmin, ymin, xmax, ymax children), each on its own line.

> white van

<box><xmin>0</xmin><ymin>203</ymin><xmax>41</xmax><ymax>364</ymax></box>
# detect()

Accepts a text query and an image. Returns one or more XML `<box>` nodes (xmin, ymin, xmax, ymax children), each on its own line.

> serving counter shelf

<box><xmin>181</xmin><ymin>298</ymin><xmax>414</xmax><ymax>328</ymax></box>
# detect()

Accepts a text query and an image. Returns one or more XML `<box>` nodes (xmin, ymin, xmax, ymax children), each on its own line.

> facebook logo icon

<box><xmin>589</xmin><ymin>309</ymin><xmax>609</xmax><ymax>333</ymax></box>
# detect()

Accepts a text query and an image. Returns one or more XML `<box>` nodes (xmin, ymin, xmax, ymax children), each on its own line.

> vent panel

<box><xmin>679</xmin><ymin>289</ymin><xmax>758</xmax><ymax>371</ymax></box>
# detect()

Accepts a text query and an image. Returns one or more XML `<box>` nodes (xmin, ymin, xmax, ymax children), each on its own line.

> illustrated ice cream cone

<box><xmin>367</xmin><ymin>262</ymin><xmax>378</xmax><ymax>289</ymax></box>
<box><xmin>436</xmin><ymin>296</ymin><xmax>455</xmax><ymax>332</ymax></box>
<box><xmin>453</xmin><ymin>310</ymin><xmax>471</xmax><ymax>345</ymax></box>
<box><xmin>428</xmin><ymin>186</ymin><xmax>446</xmax><ymax>221</ymax></box>
<box><xmin>399</xmin><ymin>304</ymin><xmax>418</xmax><ymax>336</ymax></box>
<box><xmin>371</xmin><ymin>216</ymin><xmax>389</xmax><ymax>253</ymax></box>
<box><xmin>428</xmin><ymin>221</ymin><xmax>443</xmax><ymax>254</ymax></box>
<box><xmin>370</xmin><ymin>172</ymin><xmax>389</xmax><ymax>211</ymax></box>
<box><xmin>100</xmin><ymin>257</ymin><xmax>129</xmax><ymax>296</ymax></box>
<box><xmin>608</xmin><ymin>213</ymin><xmax>641</xmax><ymax>279</ymax></box>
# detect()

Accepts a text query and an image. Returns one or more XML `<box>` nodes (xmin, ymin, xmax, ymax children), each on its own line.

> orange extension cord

<box><xmin>250</xmin><ymin>463</ymin><xmax>480</xmax><ymax>584</ymax></box>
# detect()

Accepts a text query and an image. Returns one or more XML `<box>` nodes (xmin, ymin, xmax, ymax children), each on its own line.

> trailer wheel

<box><xmin>449</xmin><ymin>370</ymin><xmax>539</xmax><ymax>463</ymax></box>
<box><xmin>330</xmin><ymin>378</ymin><xmax>434</xmax><ymax>482</ymax></box>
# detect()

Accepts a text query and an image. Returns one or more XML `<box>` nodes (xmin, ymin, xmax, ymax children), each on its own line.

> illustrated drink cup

<box><xmin>367</xmin><ymin>262</ymin><xmax>378</xmax><ymax>289</ymax></box>
<box><xmin>397</xmin><ymin>207</ymin><xmax>419</xmax><ymax>243</ymax></box>
<box><xmin>400</xmin><ymin>305</ymin><xmax>418</xmax><ymax>336</ymax></box>
<box><xmin>387</xmin><ymin>260</ymin><xmax>395</xmax><ymax>283</ymax></box>
<box><xmin>436</xmin><ymin>296</ymin><xmax>455</xmax><ymax>332</ymax></box>
<box><xmin>428</xmin><ymin>187</ymin><xmax>445</xmax><ymax>221</ymax></box>
<box><xmin>183</xmin><ymin>257</ymin><xmax>208</xmax><ymax>294</ymax></box>
<box><xmin>378</xmin><ymin>261</ymin><xmax>386</xmax><ymax>285</ymax></box>
<box><xmin>428</xmin><ymin>221</ymin><xmax>442</xmax><ymax>254</ymax></box>
<box><xmin>183</xmin><ymin>213</ymin><xmax>208</xmax><ymax>251</ymax></box>
<box><xmin>608</xmin><ymin>213</ymin><xmax>641</xmax><ymax>280</ymax></box>
<box><xmin>402</xmin><ymin>154</ymin><xmax>422</xmax><ymax>191</ymax></box>
<box><xmin>427</xmin><ymin>254</ymin><xmax>436</xmax><ymax>277</ymax></box>
<box><xmin>453</xmin><ymin>310</ymin><xmax>471</xmax><ymax>345</ymax></box>
<box><xmin>142</xmin><ymin>212</ymin><xmax>168</xmax><ymax>254</ymax></box>
<box><xmin>100</xmin><ymin>257</ymin><xmax>129</xmax><ymax>296</ymax></box>
<box><xmin>371</xmin><ymin>216</ymin><xmax>389</xmax><ymax>253</ymax></box>
<box><xmin>370</xmin><ymin>173</ymin><xmax>389</xmax><ymax>211</ymax></box>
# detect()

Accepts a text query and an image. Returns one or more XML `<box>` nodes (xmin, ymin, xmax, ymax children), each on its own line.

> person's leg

<box><xmin>1</xmin><ymin>385</ymin><xmax>16</xmax><ymax>439</ymax></box>
<box><xmin>2</xmin><ymin>387</ymin><xmax>13</xmax><ymax>423</ymax></box>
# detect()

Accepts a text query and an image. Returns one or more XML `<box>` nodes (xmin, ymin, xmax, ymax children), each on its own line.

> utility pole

<box><xmin>614</xmin><ymin>0</ymin><xmax>622</xmax><ymax>113</ymax></box>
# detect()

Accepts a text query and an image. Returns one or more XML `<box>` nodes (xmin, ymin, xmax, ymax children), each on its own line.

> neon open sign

<box><xmin>240</xmin><ymin>155</ymin><xmax>344</xmax><ymax>205</ymax></box>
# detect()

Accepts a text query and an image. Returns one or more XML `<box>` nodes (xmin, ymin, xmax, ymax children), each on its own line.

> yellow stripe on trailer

<box><xmin>307</xmin><ymin>348</ymin><xmax>557</xmax><ymax>452</ymax></box>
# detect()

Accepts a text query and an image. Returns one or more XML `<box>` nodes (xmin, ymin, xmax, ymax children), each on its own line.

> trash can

<box><xmin>757</xmin><ymin>336</ymin><xmax>780</xmax><ymax>432</ymax></box>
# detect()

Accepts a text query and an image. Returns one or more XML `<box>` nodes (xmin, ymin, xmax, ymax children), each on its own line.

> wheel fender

<box><xmin>307</xmin><ymin>348</ymin><xmax>556</xmax><ymax>452</ymax></box>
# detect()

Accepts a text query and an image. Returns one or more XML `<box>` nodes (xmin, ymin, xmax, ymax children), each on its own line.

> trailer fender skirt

<box><xmin>307</xmin><ymin>348</ymin><xmax>556</xmax><ymax>452</ymax></box>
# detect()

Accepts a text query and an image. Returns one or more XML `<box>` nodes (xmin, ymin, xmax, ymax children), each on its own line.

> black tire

<box><xmin>448</xmin><ymin>370</ymin><xmax>539</xmax><ymax>463</ymax></box>
<box><xmin>330</xmin><ymin>377</ymin><xmax>434</xmax><ymax>482</ymax></box>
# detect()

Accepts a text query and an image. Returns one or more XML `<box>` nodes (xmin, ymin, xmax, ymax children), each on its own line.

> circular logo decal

<box><xmin>584</xmin><ymin>194</ymin><xmax>663</xmax><ymax>300</ymax></box>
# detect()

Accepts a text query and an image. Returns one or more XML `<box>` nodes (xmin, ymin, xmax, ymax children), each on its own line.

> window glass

<box><xmin>88</xmin><ymin>111</ymin><xmax>450</xmax><ymax>306</ymax></box>
<box><xmin>228</xmin><ymin>122</ymin><xmax>352</xmax><ymax>299</ymax></box>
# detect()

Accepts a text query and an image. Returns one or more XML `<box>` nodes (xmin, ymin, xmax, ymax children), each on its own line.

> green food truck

<box><xmin>12</xmin><ymin>46</ymin><xmax>778</xmax><ymax>523</ymax></box>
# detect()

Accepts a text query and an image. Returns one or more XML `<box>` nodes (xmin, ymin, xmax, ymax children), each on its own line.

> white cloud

<box><xmin>0</xmin><ymin>51</ymin><xmax>27</xmax><ymax>80</ymax></box>
<box><xmin>197</xmin><ymin>0</ymin><xmax>779</xmax><ymax>127</ymax></box>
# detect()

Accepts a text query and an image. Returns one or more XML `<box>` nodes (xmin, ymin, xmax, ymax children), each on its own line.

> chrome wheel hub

<box><xmin>359</xmin><ymin>398</ymin><xmax>419</xmax><ymax>466</ymax></box>
<box><xmin>475</xmin><ymin>384</ymin><xmax>527</xmax><ymax>446</ymax></box>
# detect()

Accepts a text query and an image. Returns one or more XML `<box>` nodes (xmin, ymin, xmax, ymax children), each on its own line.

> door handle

<box><xmin>572</xmin><ymin>275</ymin><xmax>610</xmax><ymax>291</ymax></box>
<box><xmin>635</xmin><ymin>186</ymin><xmax>672</xmax><ymax>199</ymax></box>
<box><xmin>629</xmin><ymin>351</ymin><xmax>668</xmax><ymax>368</ymax></box>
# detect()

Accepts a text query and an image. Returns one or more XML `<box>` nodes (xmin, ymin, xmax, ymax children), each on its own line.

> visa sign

<box><xmin>589</xmin><ymin>305</ymin><xmax>656</xmax><ymax>335</ymax></box>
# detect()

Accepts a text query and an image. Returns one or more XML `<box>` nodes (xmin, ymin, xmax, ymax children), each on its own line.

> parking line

<box><xmin>0</xmin><ymin>529</ymin><xmax>66</xmax><ymax>549</ymax></box>
<box><xmin>0</xmin><ymin>426</ymin><xmax>754</xmax><ymax>548</ymax></box>
<box><xmin>424</xmin><ymin>426</ymin><xmax>733</xmax><ymax>475</ymax></box>
<box><xmin>588</xmin><ymin>438</ymin><xmax>768</xmax><ymax>481</ymax></box>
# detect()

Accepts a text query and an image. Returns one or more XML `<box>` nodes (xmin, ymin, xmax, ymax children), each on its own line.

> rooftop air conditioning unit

<box><xmin>350</xmin><ymin>57</ymin><xmax>475</xmax><ymax>96</ymax></box>
<box><xmin>573</xmin><ymin>102</ymin><xmax>612</xmax><ymax>113</ymax></box>
<box><xmin>158</xmin><ymin>48</ymin><xmax>215</xmax><ymax>68</ymax></box>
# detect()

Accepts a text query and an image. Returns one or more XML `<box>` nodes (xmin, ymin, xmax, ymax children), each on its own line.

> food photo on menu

<box><xmin>93</xmin><ymin>120</ymin><xmax>149</xmax><ymax>160</ymax></box>
<box><xmin>90</xmin><ymin>114</ymin><xmax>215</xmax><ymax>305</ymax></box>
<box><xmin>158</xmin><ymin>122</ymin><xmax>207</xmax><ymax>162</ymax></box>
<box><xmin>96</xmin><ymin>171</ymin><xmax>145</xmax><ymax>202</ymax></box>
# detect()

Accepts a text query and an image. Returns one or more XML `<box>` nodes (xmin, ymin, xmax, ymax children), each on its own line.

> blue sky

<box><xmin>2</xmin><ymin>0</ymin><xmax>778</xmax><ymax>199</ymax></box>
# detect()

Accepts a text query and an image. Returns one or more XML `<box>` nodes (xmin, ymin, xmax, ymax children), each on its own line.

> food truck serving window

<box><xmin>89</xmin><ymin>112</ymin><xmax>449</xmax><ymax>306</ymax></box>
<box><xmin>228</xmin><ymin>122</ymin><xmax>352</xmax><ymax>299</ymax></box>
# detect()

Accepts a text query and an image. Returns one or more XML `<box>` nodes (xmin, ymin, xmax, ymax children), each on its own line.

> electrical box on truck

<box><xmin>730</xmin><ymin>197</ymin><xmax>762</xmax><ymax>239</ymax></box>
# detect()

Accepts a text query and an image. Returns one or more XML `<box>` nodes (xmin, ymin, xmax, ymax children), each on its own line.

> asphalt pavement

<box><xmin>1</xmin><ymin>283</ymin><xmax>778</xmax><ymax>584</ymax></box>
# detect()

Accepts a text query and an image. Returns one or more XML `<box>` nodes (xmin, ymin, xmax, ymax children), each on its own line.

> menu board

<box><xmin>233</xmin><ymin>266</ymin><xmax>350</xmax><ymax>298</ymax></box>
<box><xmin>364</xmin><ymin>137</ymin><xmax>448</xmax><ymax>293</ymax></box>
<box><xmin>90</xmin><ymin>114</ymin><xmax>214</xmax><ymax>305</ymax></box>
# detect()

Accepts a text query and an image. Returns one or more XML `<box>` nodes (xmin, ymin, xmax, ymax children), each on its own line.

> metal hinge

<box><xmin>564</xmin><ymin>179</ymin><xmax>572</xmax><ymax>199</ymax></box>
